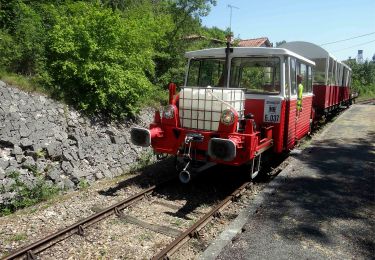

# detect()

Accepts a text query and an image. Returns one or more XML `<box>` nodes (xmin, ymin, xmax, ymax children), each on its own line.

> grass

<box><xmin>0</xmin><ymin>171</ymin><xmax>60</xmax><ymax>216</ymax></box>
<box><xmin>7</xmin><ymin>233</ymin><xmax>27</xmax><ymax>242</ymax></box>
<box><xmin>35</xmin><ymin>149</ymin><xmax>47</xmax><ymax>159</ymax></box>
<box><xmin>0</xmin><ymin>70</ymin><xmax>49</xmax><ymax>95</ymax></box>
<box><xmin>78</xmin><ymin>179</ymin><xmax>90</xmax><ymax>190</ymax></box>
<box><xmin>138</xmin><ymin>233</ymin><xmax>152</xmax><ymax>241</ymax></box>
<box><xmin>129</xmin><ymin>151</ymin><xmax>154</xmax><ymax>174</ymax></box>
<box><xmin>171</xmin><ymin>218</ymin><xmax>184</xmax><ymax>227</ymax></box>
<box><xmin>298</xmin><ymin>135</ymin><xmax>313</xmax><ymax>150</ymax></box>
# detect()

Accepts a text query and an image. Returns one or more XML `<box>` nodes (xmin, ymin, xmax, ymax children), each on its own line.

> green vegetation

<box><xmin>35</xmin><ymin>149</ymin><xmax>47</xmax><ymax>159</ymax></box>
<box><xmin>129</xmin><ymin>150</ymin><xmax>154</xmax><ymax>174</ymax></box>
<box><xmin>0</xmin><ymin>171</ymin><xmax>60</xmax><ymax>216</ymax></box>
<box><xmin>345</xmin><ymin>60</ymin><xmax>375</xmax><ymax>100</ymax></box>
<box><xmin>0</xmin><ymin>70</ymin><xmax>45</xmax><ymax>93</ymax></box>
<box><xmin>171</xmin><ymin>218</ymin><xmax>184</xmax><ymax>227</ymax></box>
<box><xmin>138</xmin><ymin>233</ymin><xmax>152</xmax><ymax>241</ymax></box>
<box><xmin>1</xmin><ymin>1</ymin><xmax>373</xmax><ymax>117</ymax></box>
<box><xmin>0</xmin><ymin>0</ymin><xmax>226</xmax><ymax>118</ymax></box>
<box><xmin>7</xmin><ymin>233</ymin><xmax>27</xmax><ymax>242</ymax></box>
<box><xmin>78</xmin><ymin>179</ymin><xmax>90</xmax><ymax>189</ymax></box>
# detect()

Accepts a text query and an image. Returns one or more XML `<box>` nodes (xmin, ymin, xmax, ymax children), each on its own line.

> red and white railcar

<box><xmin>280</xmin><ymin>41</ymin><xmax>353</xmax><ymax>118</ymax></box>
<box><xmin>131</xmin><ymin>46</ymin><xmax>320</xmax><ymax>182</ymax></box>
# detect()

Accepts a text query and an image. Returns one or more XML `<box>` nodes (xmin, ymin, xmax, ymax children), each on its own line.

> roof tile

<box><xmin>238</xmin><ymin>37</ymin><xmax>271</xmax><ymax>47</ymax></box>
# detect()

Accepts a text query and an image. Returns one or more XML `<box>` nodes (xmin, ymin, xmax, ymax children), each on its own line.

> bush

<box><xmin>0</xmin><ymin>30</ymin><xmax>21</xmax><ymax>70</ymax></box>
<box><xmin>0</xmin><ymin>172</ymin><xmax>60</xmax><ymax>216</ymax></box>
<box><xmin>345</xmin><ymin>60</ymin><xmax>375</xmax><ymax>99</ymax></box>
<box><xmin>45</xmin><ymin>2</ymin><xmax>157</xmax><ymax>118</ymax></box>
<box><xmin>12</xmin><ymin>2</ymin><xmax>46</xmax><ymax>75</ymax></box>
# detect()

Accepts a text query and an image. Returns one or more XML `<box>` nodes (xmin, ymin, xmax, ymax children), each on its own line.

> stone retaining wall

<box><xmin>0</xmin><ymin>80</ymin><xmax>153</xmax><ymax>204</ymax></box>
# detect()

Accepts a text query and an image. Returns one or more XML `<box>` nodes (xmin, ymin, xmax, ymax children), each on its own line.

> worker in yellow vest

<box><xmin>297</xmin><ymin>74</ymin><xmax>304</xmax><ymax>112</ymax></box>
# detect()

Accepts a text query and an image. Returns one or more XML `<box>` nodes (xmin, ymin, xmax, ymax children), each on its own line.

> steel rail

<box><xmin>2</xmin><ymin>180</ymin><xmax>171</xmax><ymax>260</ymax></box>
<box><xmin>152</xmin><ymin>181</ymin><xmax>251</xmax><ymax>260</ymax></box>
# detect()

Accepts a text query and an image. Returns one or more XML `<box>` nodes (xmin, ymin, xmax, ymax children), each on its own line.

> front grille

<box><xmin>179</xmin><ymin>87</ymin><xmax>245</xmax><ymax>131</ymax></box>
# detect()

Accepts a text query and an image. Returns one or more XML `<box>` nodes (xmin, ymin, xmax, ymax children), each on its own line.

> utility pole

<box><xmin>227</xmin><ymin>4</ymin><xmax>239</xmax><ymax>35</ymax></box>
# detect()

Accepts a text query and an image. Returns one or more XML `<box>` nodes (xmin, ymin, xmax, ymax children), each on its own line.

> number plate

<box><xmin>264</xmin><ymin>98</ymin><xmax>281</xmax><ymax>123</ymax></box>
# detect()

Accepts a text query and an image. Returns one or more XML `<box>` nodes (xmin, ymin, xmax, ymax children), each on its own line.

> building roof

<box><xmin>238</xmin><ymin>37</ymin><xmax>271</xmax><ymax>47</ymax></box>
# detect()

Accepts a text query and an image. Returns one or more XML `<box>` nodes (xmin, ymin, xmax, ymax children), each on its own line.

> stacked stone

<box><xmin>0</xmin><ymin>80</ymin><xmax>153</xmax><ymax>203</ymax></box>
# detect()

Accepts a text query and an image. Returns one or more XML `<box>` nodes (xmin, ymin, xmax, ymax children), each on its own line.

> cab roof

<box><xmin>185</xmin><ymin>47</ymin><xmax>315</xmax><ymax>66</ymax></box>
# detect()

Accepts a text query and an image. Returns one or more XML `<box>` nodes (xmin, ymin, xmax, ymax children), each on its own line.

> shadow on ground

<box><xmin>97</xmin><ymin>154</ymin><xmax>251</xmax><ymax>217</ymax></box>
<box><xmin>252</xmin><ymin>132</ymin><xmax>375</xmax><ymax>258</ymax></box>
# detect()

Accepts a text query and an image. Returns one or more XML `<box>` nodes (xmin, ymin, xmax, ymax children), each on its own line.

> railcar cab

<box><xmin>185</xmin><ymin>47</ymin><xmax>315</xmax><ymax>152</ymax></box>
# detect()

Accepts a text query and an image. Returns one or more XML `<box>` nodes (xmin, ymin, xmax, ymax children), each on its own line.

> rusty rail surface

<box><xmin>2</xmin><ymin>180</ymin><xmax>172</xmax><ymax>260</ymax></box>
<box><xmin>152</xmin><ymin>181</ymin><xmax>251</xmax><ymax>260</ymax></box>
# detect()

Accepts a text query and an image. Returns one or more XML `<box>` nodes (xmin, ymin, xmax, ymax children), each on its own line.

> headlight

<box><xmin>220</xmin><ymin>109</ymin><xmax>235</xmax><ymax>125</ymax></box>
<box><xmin>163</xmin><ymin>105</ymin><xmax>175</xmax><ymax>119</ymax></box>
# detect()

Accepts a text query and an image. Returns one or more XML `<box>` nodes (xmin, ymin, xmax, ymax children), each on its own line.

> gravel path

<box><xmin>217</xmin><ymin>104</ymin><xmax>375</xmax><ymax>260</ymax></box>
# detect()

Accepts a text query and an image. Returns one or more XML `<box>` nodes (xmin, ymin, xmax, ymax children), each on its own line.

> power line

<box><xmin>320</xmin><ymin>32</ymin><xmax>375</xmax><ymax>46</ymax></box>
<box><xmin>332</xmin><ymin>39</ymin><xmax>375</xmax><ymax>52</ymax></box>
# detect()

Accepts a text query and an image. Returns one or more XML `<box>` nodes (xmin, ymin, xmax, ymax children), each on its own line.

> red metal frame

<box><xmin>149</xmin><ymin>86</ymin><xmax>318</xmax><ymax>167</ymax></box>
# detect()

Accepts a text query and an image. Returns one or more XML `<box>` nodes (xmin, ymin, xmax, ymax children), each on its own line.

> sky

<box><xmin>201</xmin><ymin>0</ymin><xmax>375</xmax><ymax>61</ymax></box>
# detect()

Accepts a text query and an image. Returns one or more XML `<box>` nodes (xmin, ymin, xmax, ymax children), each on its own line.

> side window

<box><xmin>328</xmin><ymin>58</ymin><xmax>334</xmax><ymax>85</ymax></box>
<box><xmin>285</xmin><ymin>58</ymin><xmax>290</xmax><ymax>98</ymax></box>
<box><xmin>307</xmin><ymin>66</ymin><xmax>312</xmax><ymax>93</ymax></box>
<box><xmin>299</xmin><ymin>63</ymin><xmax>308</xmax><ymax>93</ymax></box>
<box><xmin>334</xmin><ymin>62</ymin><xmax>338</xmax><ymax>86</ymax></box>
<box><xmin>331</xmin><ymin>60</ymin><xmax>336</xmax><ymax>86</ymax></box>
<box><xmin>341</xmin><ymin>66</ymin><xmax>345</xmax><ymax>87</ymax></box>
<box><xmin>344</xmin><ymin>69</ymin><xmax>349</xmax><ymax>87</ymax></box>
<box><xmin>290</xmin><ymin>58</ymin><xmax>297</xmax><ymax>96</ymax></box>
<box><xmin>313</xmin><ymin>58</ymin><xmax>327</xmax><ymax>85</ymax></box>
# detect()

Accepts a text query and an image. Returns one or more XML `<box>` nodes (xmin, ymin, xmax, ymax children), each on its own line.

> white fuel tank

<box><xmin>179</xmin><ymin>87</ymin><xmax>245</xmax><ymax>131</ymax></box>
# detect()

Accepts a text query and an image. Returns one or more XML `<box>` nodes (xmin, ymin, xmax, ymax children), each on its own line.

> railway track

<box><xmin>151</xmin><ymin>181</ymin><xmax>251</xmax><ymax>260</ymax></box>
<box><xmin>2</xmin><ymin>179</ymin><xmax>173</xmax><ymax>260</ymax></box>
<box><xmin>2</xmin><ymin>174</ymin><xmax>253</xmax><ymax>260</ymax></box>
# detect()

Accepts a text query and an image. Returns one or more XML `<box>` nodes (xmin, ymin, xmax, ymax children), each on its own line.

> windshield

<box><xmin>230</xmin><ymin>57</ymin><xmax>281</xmax><ymax>94</ymax></box>
<box><xmin>186</xmin><ymin>58</ymin><xmax>226</xmax><ymax>87</ymax></box>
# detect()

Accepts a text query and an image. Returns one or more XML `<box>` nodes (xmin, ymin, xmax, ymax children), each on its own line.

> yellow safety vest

<box><xmin>297</xmin><ymin>83</ymin><xmax>303</xmax><ymax>110</ymax></box>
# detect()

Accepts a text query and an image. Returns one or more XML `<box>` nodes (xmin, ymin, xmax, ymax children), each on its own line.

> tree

<box><xmin>46</xmin><ymin>2</ymin><xmax>164</xmax><ymax>117</ymax></box>
<box><xmin>153</xmin><ymin>0</ymin><xmax>218</xmax><ymax>87</ymax></box>
<box><xmin>345</xmin><ymin>59</ymin><xmax>375</xmax><ymax>98</ymax></box>
<box><xmin>0</xmin><ymin>0</ymin><xmax>223</xmax><ymax>117</ymax></box>
<box><xmin>274</xmin><ymin>40</ymin><xmax>286</xmax><ymax>47</ymax></box>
